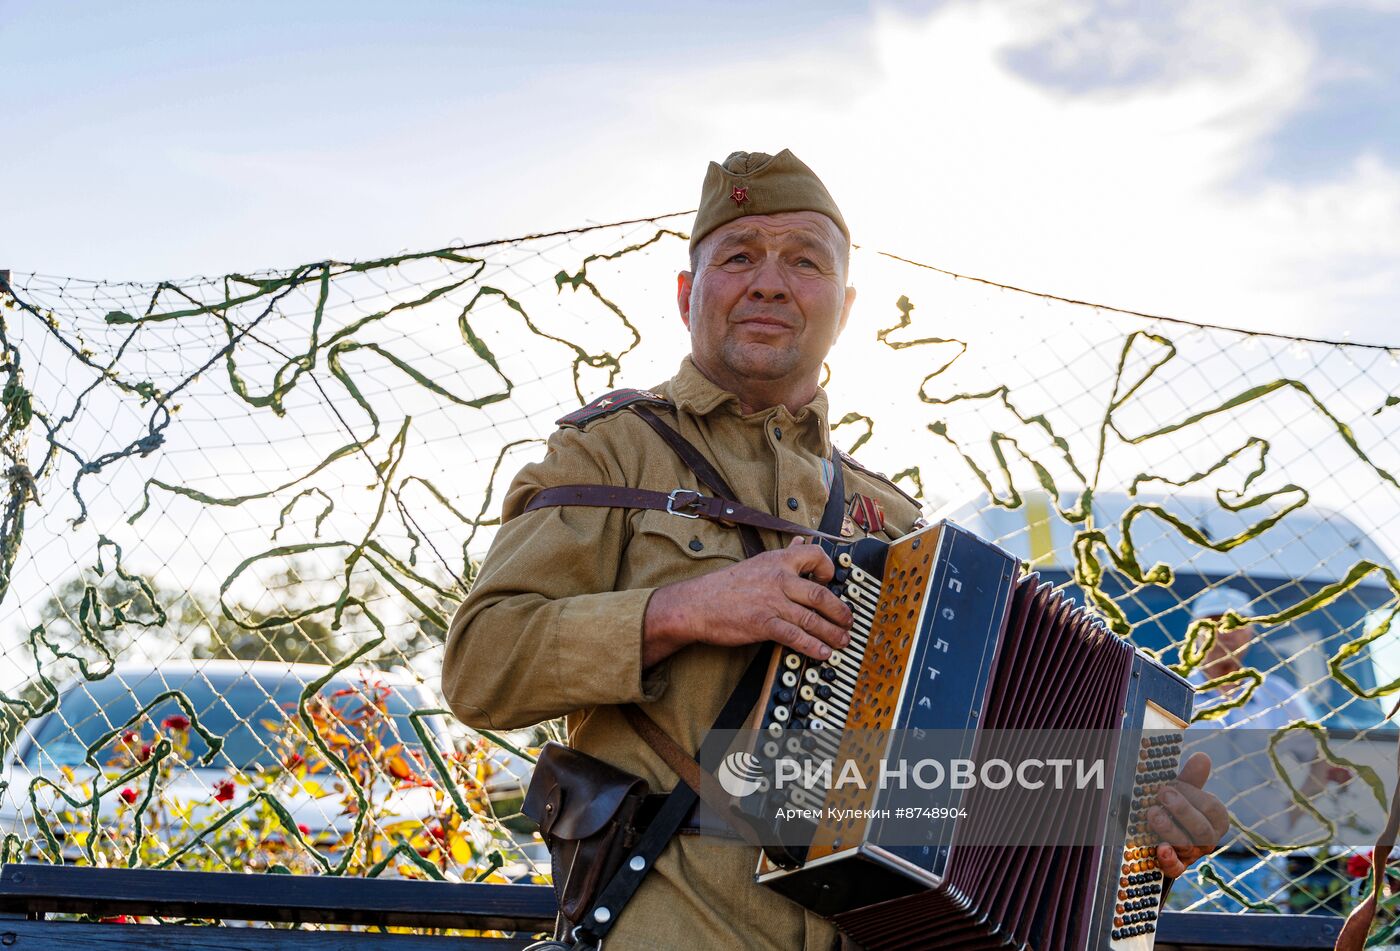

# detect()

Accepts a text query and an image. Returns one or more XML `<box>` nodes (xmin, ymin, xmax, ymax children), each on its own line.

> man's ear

<box><xmin>836</xmin><ymin>284</ymin><xmax>857</xmax><ymax>337</ymax></box>
<box><xmin>677</xmin><ymin>271</ymin><xmax>694</xmax><ymax>330</ymax></box>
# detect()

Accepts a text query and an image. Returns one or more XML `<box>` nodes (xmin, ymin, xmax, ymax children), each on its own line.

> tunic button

<box><xmin>786</xmin><ymin>497</ymin><xmax>799</xmax><ymax>511</ymax></box>
<box><xmin>773</xmin><ymin>427</ymin><xmax>783</xmax><ymax>440</ymax></box>
<box><xmin>688</xmin><ymin>538</ymin><xmax>704</xmax><ymax>552</ymax></box>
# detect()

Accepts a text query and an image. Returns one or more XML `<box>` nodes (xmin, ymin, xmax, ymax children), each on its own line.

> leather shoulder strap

<box><xmin>821</xmin><ymin>447</ymin><xmax>847</xmax><ymax>537</ymax></box>
<box><xmin>632</xmin><ymin>407</ymin><xmax>764</xmax><ymax>560</ymax></box>
<box><xmin>556</xmin><ymin>389</ymin><xmax>672</xmax><ymax>430</ymax></box>
<box><xmin>582</xmin><ymin>643</ymin><xmax>775</xmax><ymax>944</ymax></box>
<box><xmin>524</xmin><ymin>485</ymin><xmax>841</xmax><ymax>547</ymax></box>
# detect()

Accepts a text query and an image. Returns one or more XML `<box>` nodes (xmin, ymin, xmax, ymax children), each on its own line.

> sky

<box><xmin>5</xmin><ymin>0</ymin><xmax>1400</xmax><ymax>346</ymax></box>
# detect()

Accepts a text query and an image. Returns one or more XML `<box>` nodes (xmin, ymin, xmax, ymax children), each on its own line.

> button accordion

<box><xmin>742</xmin><ymin>520</ymin><xmax>1193</xmax><ymax>951</ymax></box>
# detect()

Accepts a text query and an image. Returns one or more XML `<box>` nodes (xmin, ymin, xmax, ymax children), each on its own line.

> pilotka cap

<box><xmin>689</xmin><ymin>149</ymin><xmax>849</xmax><ymax>253</ymax></box>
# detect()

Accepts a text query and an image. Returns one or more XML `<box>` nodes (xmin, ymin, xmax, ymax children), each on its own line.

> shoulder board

<box><xmin>556</xmin><ymin>389</ymin><xmax>673</xmax><ymax>430</ymax></box>
<box><xmin>837</xmin><ymin>448</ymin><xmax>921</xmax><ymax>508</ymax></box>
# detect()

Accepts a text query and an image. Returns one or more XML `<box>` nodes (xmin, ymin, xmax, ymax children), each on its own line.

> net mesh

<box><xmin>2</xmin><ymin>213</ymin><xmax>1398</xmax><ymax>930</ymax></box>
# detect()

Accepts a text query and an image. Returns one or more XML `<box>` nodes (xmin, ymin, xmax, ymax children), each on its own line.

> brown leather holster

<box><xmin>523</xmin><ymin>741</ymin><xmax>650</xmax><ymax>929</ymax></box>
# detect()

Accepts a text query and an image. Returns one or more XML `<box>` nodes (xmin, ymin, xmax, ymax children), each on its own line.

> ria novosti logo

<box><xmin>718</xmin><ymin>751</ymin><xmax>1107</xmax><ymax>798</ymax></box>
<box><xmin>717</xmin><ymin>750</ymin><xmax>767</xmax><ymax>797</ymax></box>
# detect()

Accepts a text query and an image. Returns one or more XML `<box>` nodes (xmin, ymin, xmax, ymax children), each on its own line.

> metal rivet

<box><xmin>688</xmin><ymin>539</ymin><xmax>704</xmax><ymax>552</ymax></box>
<box><xmin>773</xmin><ymin>427</ymin><xmax>783</xmax><ymax>440</ymax></box>
<box><xmin>594</xmin><ymin>906</ymin><xmax>612</xmax><ymax>924</ymax></box>
<box><xmin>786</xmin><ymin>497</ymin><xmax>799</xmax><ymax>511</ymax></box>
<box><xmin>9</xmin><ymin>872</ymin><xmax>21</xmax><ymax>884</ymax></box>
<box><xmin>1</xmin><ymin>934</ymin><xmax>15</xmax><ymax>947</ymax></box>
<box><xmin>725</xmin><ymin>507</ymin><xmax>735</xmax><ymax>515</ymax></box>
<box><xmin>629</xmin><ymin>856</ymin><xmax>645</xmax><ymax>872</ymax></box>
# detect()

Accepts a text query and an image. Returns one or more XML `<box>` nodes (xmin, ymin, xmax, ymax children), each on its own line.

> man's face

<box><xmin>677</xmin><ymin>211</ymin><xmax>855</xmax><ymax>408</ymax></box>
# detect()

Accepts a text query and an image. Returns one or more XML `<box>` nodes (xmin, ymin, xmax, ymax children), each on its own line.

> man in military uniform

<box><xmin>441</xmin><ymin>150</ymin><xmax>1227</xmax><ymax>950</ymax></box>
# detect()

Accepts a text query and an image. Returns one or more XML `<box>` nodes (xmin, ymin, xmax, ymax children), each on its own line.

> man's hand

<box><xmin>643</xmin><ymin>537</ymin><xmax>851</xmax><ymax>668</ymax></box>
<box><xmin>1148</xmin><ymin>751</ymin><xmax>1231</xmax><ymax>877</ymax></box>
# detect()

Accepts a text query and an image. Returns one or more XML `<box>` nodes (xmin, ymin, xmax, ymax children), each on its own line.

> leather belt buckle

<box><xmin>666</xmin><ymin>488</ymin><xmax>703</xmax><ymax>519</ymax></box>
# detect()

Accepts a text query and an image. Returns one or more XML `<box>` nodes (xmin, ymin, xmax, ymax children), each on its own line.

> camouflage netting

<box><xmin>1</xmin><ymin>212</ymin><xmax>1398</xmax><ymax>931</ymax></box>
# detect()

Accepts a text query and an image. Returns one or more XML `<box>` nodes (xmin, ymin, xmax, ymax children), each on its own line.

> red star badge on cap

<box><xmin>730</xmin><ymin>186</ymin><xmax>749</xmax><ymax>205</ymax></box>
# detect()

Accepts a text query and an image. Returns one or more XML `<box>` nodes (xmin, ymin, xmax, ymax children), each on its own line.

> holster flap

<box><xmin>523</xmin><ymin>741</ymin><xmax>649</xmax><ymax>841</ymax></box>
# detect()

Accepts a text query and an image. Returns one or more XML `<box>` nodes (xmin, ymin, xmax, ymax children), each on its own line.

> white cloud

<box><xmin>607</xmin><ymin>0</ymin><xmax>1399</xmax><ymax>343</ymax></box>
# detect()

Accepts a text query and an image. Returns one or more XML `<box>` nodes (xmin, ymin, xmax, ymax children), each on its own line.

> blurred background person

<box><xmin>1188</xmin><ymin>586</ymin><xmax>1318</xmax><ymax>728</ymax></box>
<box><xmin>1173</xmin><ymin>586</ymin><xmax>1351</xmax><ymax>914</ymax></box>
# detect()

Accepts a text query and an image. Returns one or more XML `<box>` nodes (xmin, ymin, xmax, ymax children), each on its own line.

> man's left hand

<box><xmin>1148</xmin><ymin>751</ymin><xmax>1230</xmax><ymax>877</ymax></box>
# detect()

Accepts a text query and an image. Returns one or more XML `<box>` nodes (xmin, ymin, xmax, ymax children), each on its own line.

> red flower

<box><xmin>99</xmin><ymin>915</ymin><xmax>132</xmax><ymax>924</ymax></box>
<box><xmin>120</xmin><ymin>730</ymin><xmax>137</xmax><ymax>744</ymax></box>
<box><xmin>1349</xmin><ymin>851</ymin><xmax>1373</xmax><ymax>879</ymax></box>
<box><xmin>138</xmin><ymin>743</ymin><xmax>153</xmax><ymax>762</ymax></box>
<box><xmin>119</xmin><ymin>787</ymin><xmax>138</xmax><ymax>805</ymax></box>
<box><xmin>284</xmin><ymin>752</ymin><xmax>305</xmax><ymax>770</ymax></box>
<box><xmin>212</xmin><ymin>779</ymin><xmax>236</xmax><ymax>803</ymax></box>
<box><xmin>427</xmin><ymin>823</ymin><xmax>447</xmax><ymax>843</ymax></box>
<box><xmin>162</xmin><ymin>714</ymin><xmax>190</xmax><ymax>731</ymax></box>
<box><xmin>296</xmin><ymin>823</ymin><xmax>311</xmax><ymax>836</ymax></box>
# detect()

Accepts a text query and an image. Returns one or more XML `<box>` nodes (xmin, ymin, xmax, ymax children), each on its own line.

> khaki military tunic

<box><xmin>442</xmin><ymin>356</ymin><xmax>922</xmax><ymax>951</ymax></box>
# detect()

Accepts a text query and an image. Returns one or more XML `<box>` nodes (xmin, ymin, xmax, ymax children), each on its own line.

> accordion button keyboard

<box><xmin>1110</xmin><ymin>727</ymin><xmax>1183</xmax><ymax>948</ymax></box>
<box><xmin>751</xmin><ymin>540</ymin><xmax>887</xmax><ymax>816</ymax></box>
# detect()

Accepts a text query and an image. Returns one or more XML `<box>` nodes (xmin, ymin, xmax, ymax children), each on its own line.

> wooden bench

<box><xmin>0</xmin><ymin>863</ymin><xmax>1344</xmax><ymax>949</ymax></box>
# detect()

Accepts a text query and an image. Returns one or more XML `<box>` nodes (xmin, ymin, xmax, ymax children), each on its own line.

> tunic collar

<box><xmin>665</xmin><ymin>356</ymin><xmax>832</xmax><ymax>455</ymax></box>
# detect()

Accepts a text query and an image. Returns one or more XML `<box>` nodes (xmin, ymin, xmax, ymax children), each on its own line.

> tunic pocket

<box><xmin>626</xmin><ymin>507</ymin><xmax>746</xmax><ymax>576</ymax></box>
